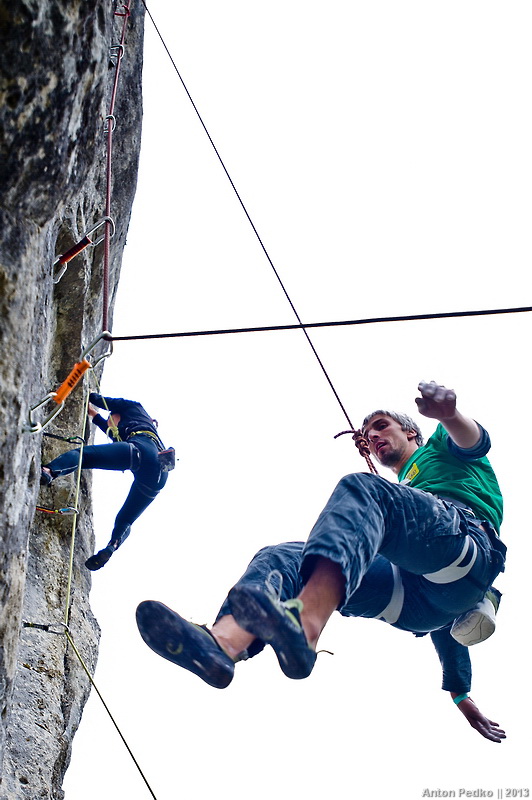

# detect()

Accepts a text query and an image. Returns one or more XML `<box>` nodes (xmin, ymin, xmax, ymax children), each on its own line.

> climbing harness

<box><xmin>128</xmin><ymin>429</ymin><xmax>162</xmax><ymax>447</ymax></box>
<box><xmin>25</xmin><ymin>331</ymin><xmax>112</xmax><ymax>434</ymax></box>
<box><xmin>128</xmin><ymin>430</ymin><xmax>176</xmax><ymax>470</ymax></box>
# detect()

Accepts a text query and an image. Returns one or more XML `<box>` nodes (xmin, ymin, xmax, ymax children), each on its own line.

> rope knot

<box><xmin>334</xmin><ymin>428</ymin><xmax>378</xmax><ymax>475</ymax></box>
<box><xmin>353</xmin><ymin>429</ymin><xmax>371</xmax><ymax>458</ymax></box>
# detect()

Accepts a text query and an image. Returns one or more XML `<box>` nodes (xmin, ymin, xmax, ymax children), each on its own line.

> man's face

<box><xmin>363</xmin><ymin>415</ymin><xmax>418</xmax><ymax>472</ymax></box>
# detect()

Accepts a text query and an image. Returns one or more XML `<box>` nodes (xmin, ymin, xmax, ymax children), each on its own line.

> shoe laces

<box><xmin>264</xmin><ymin>569</ymin><xmax>304</xmax><ymax>629</ymax></box>
<box><xmin>265</xmin><ymin>569</ymin><xmax>333</xmax><ymax>658</ymax></box>
<box><xmin>265</xmin><ymin>569</ymin><xmax>284</xmax><ymax>600</ymax></box>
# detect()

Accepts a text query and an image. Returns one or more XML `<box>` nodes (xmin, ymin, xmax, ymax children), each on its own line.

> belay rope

<box><xmin>136</xmin><ymin>3</ymin><xmax>384</xmax><ymax>474</ymax></box>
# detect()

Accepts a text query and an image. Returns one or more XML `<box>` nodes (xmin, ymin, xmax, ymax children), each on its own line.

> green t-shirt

<box><xmin>397</xmin><ymin>423</ymin><xmax>503</xmax><ymax>533</ymax></box>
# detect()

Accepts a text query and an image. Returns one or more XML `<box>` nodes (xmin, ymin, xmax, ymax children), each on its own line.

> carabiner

<box><xmin>52</xmin><ymin>218</ymin><xmax>115</xmax><ymax>284</ymax></box>
<box><xmin>83</xmin><ymin>216</ymin><xmax>115</xmax><ymax>248</ymax></box>
<box><xmin>36</xmin><ymin>505</ymin><xmax>78</xmax><ymax>516</ymax></box>
<box><xmin>24</xmin><ymin>392</ymin><xmax>63</xmax><ymax>434</ymax></box>
<box><xmin>81</xmin><ymin>330</ymin><xmax>113</xmax><ymax>369</ymax></box>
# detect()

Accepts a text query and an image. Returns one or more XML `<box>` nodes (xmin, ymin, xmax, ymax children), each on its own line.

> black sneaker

<box><xmin>136</xmin><ymin>600</ymin><xmax>235</xmax><ymax>689</ymax></box>
<box><xmin>85</xmin><ymin>546</ymin><xmax>114</xmax><ymax>571</ymax></box>
<box><xmin>228</xmin><ymin>584</ymin><xmax>316</xmax><ymax>679</ymax></box>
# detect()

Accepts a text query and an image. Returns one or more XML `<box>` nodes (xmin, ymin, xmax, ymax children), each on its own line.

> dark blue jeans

<box><xmin>45</xmin><ymin>435</ymin><xmax>167</xmax><ymax>546</ymax></box>
<box><xmin>216</xmin><ymin>473</ymin><xmax>506</xmax><ymax>652</ymax></box>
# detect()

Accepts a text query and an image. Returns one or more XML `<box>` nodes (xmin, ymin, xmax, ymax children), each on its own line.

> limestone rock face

<box><xmin>0</xmin><ymin>1</ymin><xmax>144</xmax><ymax>796</ymax></box>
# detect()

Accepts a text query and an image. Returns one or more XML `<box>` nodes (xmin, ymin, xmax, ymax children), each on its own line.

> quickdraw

<box><xmin>53</xmin><ymin>217</ymin><xmax>115</xmax><ymax>284</ymax></box>
<box><xmin>25</xmin><ymin>332</ymin><xmax>113</xmax><ymax>433</ymax></box>
<box><xmin>22</xmin><ymin>620</ymin><xmax>67</xmax><ymax>636</ymax></box>
<box><xmin>36</xmin><ymin>505</ymin><xmax>78</xmax><ymax>516</ymax></box>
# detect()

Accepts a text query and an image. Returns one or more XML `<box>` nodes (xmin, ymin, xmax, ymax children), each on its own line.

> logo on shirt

<box><xmin>402</xmin><ymin>462</ymin><xmax>419</xmax><ymax>484</ymax></box>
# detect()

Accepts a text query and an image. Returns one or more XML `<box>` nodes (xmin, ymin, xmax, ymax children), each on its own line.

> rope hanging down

<box><xmin>51</xmin><ymin>2</ymin><xmax>130</xmax><ymax>335</ymax></box>
<box><xmin>102</xmin><ymin>2</ymin><xmax>131</xmax><ymax>333</ymax></box>
<box><xmin>135</xmin><ymin>3</ymin><xmax>362</xmax><ymax>443</ymax></box>
<box><xmin>23</xmin><ymin>623</ymin><xmax>159</xmax><ymax>800</ymax></box>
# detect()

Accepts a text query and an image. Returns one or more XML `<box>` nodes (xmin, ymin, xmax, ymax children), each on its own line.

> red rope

<box><xmin>102</xmin><ymin>4</ymin><xmax>131</xmax><ymax>333</ymax></box>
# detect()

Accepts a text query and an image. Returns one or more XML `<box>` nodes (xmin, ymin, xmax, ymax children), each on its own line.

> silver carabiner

<box><xmin>81</xmin><ymin>330</ymin><xmax>113</xmax><ymax>368</ymax></box>
<box><xmin>24</xmin><ymin>392</ymin><xmax>64</xmax><ymax>434</ymax></box>
<box><xmin>52</xmin><ymin>218</ymin><xmax>115</xmax><ymax>285</ymax></box>
<box><xmin>84</xmin><ymin>217</ymin><xmax>115</xmax><ymax>248</ymax></box>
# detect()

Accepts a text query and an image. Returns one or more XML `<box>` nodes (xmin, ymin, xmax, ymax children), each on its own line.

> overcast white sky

<box><xmin>64</xmin><ymin>3</ymin><xmax>531</xmax><ymax>799</ymax></box>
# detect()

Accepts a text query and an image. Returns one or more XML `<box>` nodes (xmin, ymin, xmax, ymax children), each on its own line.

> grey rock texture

<box><xmin>0</xmin><ymin>1</ymin><xmax>144</xmax><ymax>796</ymax></box>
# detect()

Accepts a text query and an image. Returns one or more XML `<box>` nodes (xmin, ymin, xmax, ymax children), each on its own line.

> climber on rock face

<box><xmin>41</xmin><ymin>393</ymin><xmax>174</xmax><ymax>571</ymax></box>
<box><xmin>136</xmin><ymin>381</ymin><xmax>507</xmax><ymax>743</ymax></box>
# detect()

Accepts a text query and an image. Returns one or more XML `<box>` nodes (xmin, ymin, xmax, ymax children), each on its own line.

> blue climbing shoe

<box><xmin>40</xmin><ymin>467</ymin><xmax>55</xmax><ymax>486</ymax></box>
<box><xmin>136</xmin><ymin>600</ymin><xmax>235</xmax><ymax>689</ymax></box>
<box><xmin>228</xmin><ymin>584</ymin><xmax>316</xmax><ymax>679</ymax></box>
<box><xmin>85</xmin><ymin>546</ymin><xmax>114</xmax><ymax>571</ymax></box>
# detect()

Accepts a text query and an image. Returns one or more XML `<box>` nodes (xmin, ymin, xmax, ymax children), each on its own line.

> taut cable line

<box><xmin>108</xmin><ymin>304</ymin><xmax>532</xmax><ymax>341</ymax></box>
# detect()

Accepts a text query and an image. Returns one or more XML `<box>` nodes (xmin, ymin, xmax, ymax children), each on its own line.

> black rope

<box><xmin>109</xmin><ymin>305</ymin><xmax>532</xmax><ymax>341</ymax></box>
<box><xmin>141</xmin><ymin>0</ymin><xmax>355</xmax><ymax>428</ymax></box>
